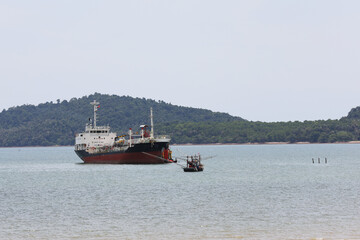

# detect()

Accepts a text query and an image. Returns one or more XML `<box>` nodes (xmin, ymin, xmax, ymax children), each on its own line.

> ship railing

<box><xmin>85</xmin><ymin>125</ymin><xmax>111</xmax><ymax>131</ymax></box>
<box><xmin>128</xmin><ymin>138</ymin><xmax>151</xmax><ymax>145</ymax></box>
<box><xmin>155</xmin><ymin>135</ymin><xmax>170</xmax><ymax>140</ymax></box>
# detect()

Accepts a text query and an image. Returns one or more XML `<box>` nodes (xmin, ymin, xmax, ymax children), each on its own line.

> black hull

<box><xmin>183</xmin><ymin>167</ymin><xmax>204</xmax><ymax>172</ymax></box>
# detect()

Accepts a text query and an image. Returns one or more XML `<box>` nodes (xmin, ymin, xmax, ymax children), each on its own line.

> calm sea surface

<box><xmin>1</xmin><ymin>144</ymin><xmax>360</xmax><ymax>240</ymax></box>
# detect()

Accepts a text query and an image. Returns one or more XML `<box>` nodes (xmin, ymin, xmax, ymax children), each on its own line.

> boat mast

<box><xmin>150</xmin><ymin>107</ymin><xmax>154</xmax><ymax>139</ymax></box>
<box><xmin>90</xmin><ymin>100</ymin><xmax>99</xmax><ymax>128</ymax></box>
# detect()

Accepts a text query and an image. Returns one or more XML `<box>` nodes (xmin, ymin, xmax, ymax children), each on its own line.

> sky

<box><xmin>1</xmin><ymin>0</ymin><xmax>360</xmax><ymax>122</ymax></box>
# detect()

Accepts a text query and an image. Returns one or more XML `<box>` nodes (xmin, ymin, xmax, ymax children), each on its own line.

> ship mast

<box><xmin>150</xmin><ymin>107</ymin><xmax>154</xmax><ymax>139</ymax></box>
<box><xmin>90</xmin><ymin>100</ymin><xmax>99</xmax><ymax>128</ymax></box>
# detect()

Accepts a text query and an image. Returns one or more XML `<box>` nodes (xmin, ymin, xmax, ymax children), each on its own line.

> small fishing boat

<box><xmin>183</xmin><ymin>155</ymin><xmax>204</xmax><ymax>172</ymax></box>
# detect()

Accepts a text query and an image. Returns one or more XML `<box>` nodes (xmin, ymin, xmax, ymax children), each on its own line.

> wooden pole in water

<box><xmin>325</xmin><ymin>157</ymin><xmax>327</xmax><ymax>164</ymax></box>
<box><xmin>312</xmin><ymin>158</ymin><xmax>314</xmax><ymax>164</ymax></box>
<box><xmin>318</xmin><ymin>157</ymin><xmax>320</xmax><ymax>164</ymax></box>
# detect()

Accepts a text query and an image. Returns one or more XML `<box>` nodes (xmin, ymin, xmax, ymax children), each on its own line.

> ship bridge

<box><xmin>75</xmin><ymin>101</ymin><xmax>117</xmax><ymax>150</ymax></box>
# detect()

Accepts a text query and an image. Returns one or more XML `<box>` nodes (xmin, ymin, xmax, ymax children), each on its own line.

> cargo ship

<box><xmin>74</xmin><ymin>100</ymin><xmax>171</xmax><ymax>164</ymax></box>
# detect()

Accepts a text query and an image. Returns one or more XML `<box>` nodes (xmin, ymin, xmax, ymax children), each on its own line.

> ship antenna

<box><xmin>150</xmin><ymin>107</ymin><xmax>154</xmax><ymax>139</ymax></box>
<box><xmin>90</xmin><ymin>100</ymin><xmax>99</xmax><ymax>128</ymax></box>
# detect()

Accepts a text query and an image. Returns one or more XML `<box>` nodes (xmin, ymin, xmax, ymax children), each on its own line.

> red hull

<box><xmin>80</xmin><ymin>151</ymin><xmax>167</xmax><ymax>164</ymax></box>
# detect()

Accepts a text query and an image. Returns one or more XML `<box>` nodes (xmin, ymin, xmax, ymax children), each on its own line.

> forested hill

<box><xmin>158</xmin><ymin>106</ymin><xmax>360</xmax><ymax>144</ymax></box>
<box><xmin>345</xmin><ymin>106</ymin><xmax>360</xmax><ymax>120</ymax></box>
<box><xmin>0</xmin><ymin>93</ymin><xmax>243</xmax><ymax>147</ymax></box>
<box><xmin>0</xmin><ymin>93</ymin><xmax>360</xmax><ymax>147</ymax></box>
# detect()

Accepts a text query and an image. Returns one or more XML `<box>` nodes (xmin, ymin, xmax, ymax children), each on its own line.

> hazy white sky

<box><xmin>1</xmin><ymin>0</ymin><xmax>360</xmax><ymax>122</ymax></box>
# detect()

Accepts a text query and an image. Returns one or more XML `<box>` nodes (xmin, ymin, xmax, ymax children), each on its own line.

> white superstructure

<box><xmin>75</xmin><ymin>100</ymin><xmax>117</xmax><ymax>150</ymax></box>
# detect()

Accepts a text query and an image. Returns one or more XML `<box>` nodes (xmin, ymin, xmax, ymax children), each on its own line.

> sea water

<box><xmin>0</xmin><ymin>144</ymin><xmax>360</xmax><ymax>240</ymax></box>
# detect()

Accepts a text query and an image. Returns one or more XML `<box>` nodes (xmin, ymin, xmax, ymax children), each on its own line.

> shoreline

<box><xmin>2</xmin><ymin>141</ymin><xmax>360</xmax><ymax>149</ymax></box>
<box><xmin>172</xmin><ymin>141</ymin><xmax>360</xmax><ymax>146</ymax></box>
<box><xmin>0</xmin><ymin>145</ymin><xmax>73</xmax><ymax>149</ymax></box>
<box><xmin>0</xmin><ymin>141</ymin><xmax>360</xmax><ymax>149</ymax></box>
